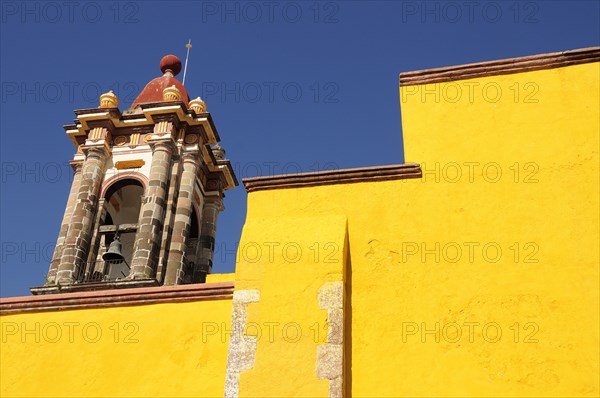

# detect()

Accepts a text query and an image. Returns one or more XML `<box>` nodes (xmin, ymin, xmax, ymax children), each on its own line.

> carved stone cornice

<box><xmin>81</xmin><ymin>142</ymin><xmax>110</xmax><ymax>158</ymax></box>
<box><xmin>147</xmin><ymin>137</ymin><xmax>176</xmax><ymax>155</ymax></box>
<box><xmin>67</xmin><ymin>105</ymin><xmax>219</xmax><ymax>149</ymax></box>
<box><xmin>69</xmin><ymin>159</ymin><xmax>84</xmax><ymax>172</ymax></box>
<box><xmin>182</xmin><ymin>149</ymin><xmax>201</xmax><ymax>163</ymax></box>
<box><xmin>65</xmin><ymin>103</ymin><xmax>236</xmax><ymax>191</ymax></box>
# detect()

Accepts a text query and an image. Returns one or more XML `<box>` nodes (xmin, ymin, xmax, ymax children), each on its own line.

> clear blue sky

<box><xmin>1</xmin><ymin>0</ymin><xmax>599</xmax><ymax>297</ymax></box>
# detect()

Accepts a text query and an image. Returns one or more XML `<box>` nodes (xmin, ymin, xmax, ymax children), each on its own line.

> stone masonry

<box><xmin>57</xmin><ymin>140</ymin><xmax>109</xmax><ymax>284</ymax></box>
<box><xmin>47</xmin><ymin>160</ymin><xmax>83</xmax><ymax>283</ymax></box>
<box><xmin>197</xmin><ymin>195</ymin><xmax>223</xmax><ymax>277</ymax></box>
<box><xmin>316</xmin><ymin>281</ymin><xmax>345</xmax><ymax>398</ymax></box>
<box><xmin>156</xmin><ymin>159</ymin><xmax>181</xmax><ymax>283</ymax></box>
<box><xmin>164</xmin><ymin>150</ymin><xmax>201</xmax><ymax>285</ymax></box>
<box><xmin>129</xmin><ymin>133</ymin><xmax>175</xmax><ymax>279</ymax></box>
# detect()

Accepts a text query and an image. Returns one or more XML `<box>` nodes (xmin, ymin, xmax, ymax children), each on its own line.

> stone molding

<box><xmin>2</xmin><ymin>282</ymin><xmax>234</xmax><ymax>314</ymax></box>
<box><xmin>64</xmin><ymin>104</ymin><xmax>237</xmax><ymax>191</ymax></box>
<box><xmin>399</xmin><ymin>47</ymin><xmax>600</xmax><ymax>86</ymax></box>
<box><xmin>100</xmin><ymin>171</ymin><xmax>149</xmax><ymax>198</ymax></box>
<box><xmin>243</xmin><ymin>163</ymin><xmax>422</xmax><ymax>193</ymax></box>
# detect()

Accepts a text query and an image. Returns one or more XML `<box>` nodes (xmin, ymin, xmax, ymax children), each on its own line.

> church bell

<box><xmin>102</xmin><ymin>235</ymin><xmax>125</xmax><ymax>262</ymax></box>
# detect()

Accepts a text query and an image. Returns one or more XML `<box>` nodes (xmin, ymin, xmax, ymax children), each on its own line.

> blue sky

<box><xmin>1</xmin><ymin>0</ymin><xmax>599</xmax><ymax>297</ymax></box>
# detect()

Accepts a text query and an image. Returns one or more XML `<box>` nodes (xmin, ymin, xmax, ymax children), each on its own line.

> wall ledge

<box><xmin>30</xmin><ymin>278</ymin><xmax>160</xmax><ymax>295</ymax></box>
<box><xmin>0</xmin><ymin>282</ymin><xmax>234</xmax><ymax>315</ymax></box>
<box><xmin>399</xmin><ymin>47</ymin><xmax>600</xmax><ymax>86</ymax></box>
<box><xmin>243</xmin><ymin>163</ymin><xmax>422</xmax><ymax>193</ymax></box>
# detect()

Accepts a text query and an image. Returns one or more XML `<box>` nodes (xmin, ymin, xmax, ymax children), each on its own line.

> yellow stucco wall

<box><xmin>233</xmin><ymin>61</ymin><xmax>599</xmax><ymax>397</ymax></box>
<box><xmin>0</xmin><ymin>298</ymin><xmax>232</xmax><ymax>397</ymax></box>
<box><xmin>206</xmin><ymin>273</ymin><xmax>236</xmax><ymax>283</ymax></box>
<box><xmin>387</xmin><ymin>62</ymin><xmax>600</xmax><ymax>396</ymax></box>
<box><xmin>232</xmin><ymin>215</ymin><xmax>347</xmax><ymax>397</ymax></box>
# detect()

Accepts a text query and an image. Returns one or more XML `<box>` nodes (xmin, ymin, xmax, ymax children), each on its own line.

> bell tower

<box><xmin>33</xmin><ymin>55</ymin><xmax>237</xmax><ymax>294</ymax></box>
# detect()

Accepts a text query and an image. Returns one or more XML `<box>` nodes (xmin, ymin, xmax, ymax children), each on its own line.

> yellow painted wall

<box><xmin>387</xmin><ymin>62</ymin><xmax>600</xmax><ymax>396</ymax></box>
<box><xmin>206</xmin><ymin>273</ymin><xmax>236</xmax><ymax>283</ymax></box>
<box><xmin>0</xmin><ymin>298</ymin><xmax>232</xmax><ymax>397</ymax></box>
<box><xmin>233</xmin><ymin>215</ymin><xmax>347</xmax><ymax>397</ymax></box>
<box><xmin>235</xmin><ymin>62</ymin><xmax>599</xmax><ymax>396</ymax></box>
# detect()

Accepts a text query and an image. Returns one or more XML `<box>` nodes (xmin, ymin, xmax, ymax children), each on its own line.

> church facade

<box><xmin>1</xmin><ymin>48</ymin><xmax>599</xmax><ymax>397</ymax></box>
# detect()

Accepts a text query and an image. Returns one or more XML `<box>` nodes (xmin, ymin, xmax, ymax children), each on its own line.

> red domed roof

<box><xmin>131</xmin><ymin>75</ymin><xmax>190</xmax><ymax>109</ymax></box>
<box><xmin>130</xmin><ymin>55</ymin><xmax>190</xmax><ymax>109</ymax></box>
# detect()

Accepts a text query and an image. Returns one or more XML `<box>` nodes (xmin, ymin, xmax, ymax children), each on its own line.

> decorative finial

<box><xmin>163</xmin><ymin>85</ymin><xmax>181</xmax><ymax>101</ymax></box>
<box><xmin>99</xmin><ymin>90</ymin><xmax>119</xmax><ymax>108</ymax></box>
<box><xmin>160</xmin><ymin>54</ymin><xmax>182</xmax><ymax>76</ymax></box>
<box><xmin>189</xmin><ymin>97</ymin><xmax>207</xmax><ymax>113</ymax></box>
<box><xmin>163</xmin><ymin>85</ymin><xmax>182</xmax><ymax>102</ymax></box>
<box><xmin>212</xmin><ymin>143</ymin><xmax>225</xmax><ymax>160</ymax></box>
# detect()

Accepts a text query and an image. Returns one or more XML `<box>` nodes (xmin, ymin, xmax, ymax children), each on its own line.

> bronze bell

<box><xmin>103</xmin><ymin>235</ymin><xmax>125</xmax><ymax>262</ymax></box>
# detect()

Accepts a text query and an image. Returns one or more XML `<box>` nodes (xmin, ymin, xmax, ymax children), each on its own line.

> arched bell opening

<box><xmin>97</xmin><ymin>178</ymin><xmax>144</xmax><ymax>280</ymax></box>
<box><xmin>103</xmin><ymin>178</ymin><xmax>144</xmax><ymax>225</ymax></box>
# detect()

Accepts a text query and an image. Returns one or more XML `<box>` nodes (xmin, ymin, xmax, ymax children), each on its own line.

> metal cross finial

<box><xmin>183</xmin><ymin>39</ymin><xmax>192</xmax><ymax>85</ymax></box>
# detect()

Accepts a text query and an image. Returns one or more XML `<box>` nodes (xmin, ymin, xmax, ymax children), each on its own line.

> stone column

<box><xmin>47</xmin><ymin>160</ymin><xmax>83</xmax><ymax>284</ymax></box>
<box><xmin>164</xmin><ymin>151</ymin><xmax>201</xmax><ymax>285</ymax></box>
<box><xmin>129</xmin><ymin>137</ymin><xmax>174</xmax><ymax>279</ymax></box>
<box><xmin>156</xmin><ymin>159</ymin><xmax>181</xmax><ymax>283</ymax></box>
<box><xmin>57</xmin><ymin>143</ymin><xmax>109</xmax><ymax>284</ymax></box>
<box><xmin>194</xmin><ymin>195</ymin><xmax>223</xmax><ymax>282</ymax></box>
<box><xmin>84</xmin><ymin>198</ymin><xmax>108</xmax><ymax>280</ymax></box>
